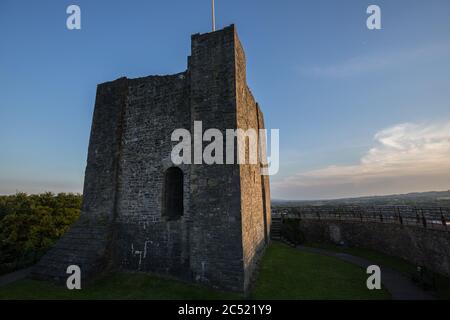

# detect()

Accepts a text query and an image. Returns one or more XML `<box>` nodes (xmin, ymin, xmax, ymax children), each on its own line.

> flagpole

<box><xmin>212</xmin><ymin>0</ymin><xmax>216</xmax><ymax>31</ymax></box>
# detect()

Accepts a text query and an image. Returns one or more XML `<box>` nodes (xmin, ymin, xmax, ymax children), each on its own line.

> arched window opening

<box><xmin>162</xmin><ymin>167</ymin><xmax>184</xmax><ymax>221</ymax></box>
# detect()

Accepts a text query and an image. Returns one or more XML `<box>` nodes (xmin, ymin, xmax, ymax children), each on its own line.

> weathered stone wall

<box><xmin>295</xmin><ymin>219</ymin><xmax>450</xmax><ymax>277</ymax></box>
<box><xmin>32</xmin><ymin>25</ymin><xmax>270</xmax><ymax>293</ymax></box>
<box><xmin>114</xmin><ymin>74</ymin><xmax>192</xmax><ymax>278</ymax></box>
<box><xmin>187</xmin><ymin>26</ymin><xmax>245</xmax><ymax>291</ymax></box>
<box><xmin>256</xmin><ymin>106</ymin><xmax>271</xmax><ymax>243</ymax></box>
<box><xmin>235</xmin><ymin>32</ymin><xmax>270</xmax><ymax>290</ymax></box>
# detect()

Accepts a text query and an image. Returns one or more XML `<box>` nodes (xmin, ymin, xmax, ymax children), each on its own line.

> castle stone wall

<box><xmin>188</xmin><ymin>26</ymin><xmax>245</xmax><ymax>291</ymax></box>
<box><xmin>256</xmin><ymin>106</ymin><xmax>271</xmax><ymax>244</ymax></box>
<box><xmin>235</xmin><ymin>33</ymin><xmax>270</xmax><ymax>289</ymax></box>
<box><xmin>114</xmin><ymin>74</ymin><xmax>192</xmax><ymax>277</ymax></box>
<box><xmin>31</xmin><ymin>25</ymin><xmax>270</xmax><ymax>293</ymax></box>
<box><xmin>295</xmin><ymin>219</ymin><xmax>450</xmax><ymax>277</ymax></box>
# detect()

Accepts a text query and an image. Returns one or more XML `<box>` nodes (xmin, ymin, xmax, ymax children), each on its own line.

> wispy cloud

<box><xmin>299</xmin><ymin>44</ymin><xmax>450</xmax><ymax>78</ymax></box>
<box><xmin>273</xmin><ymin>121</ymin><xmax>450</xmax><ymax>199</ymax></box>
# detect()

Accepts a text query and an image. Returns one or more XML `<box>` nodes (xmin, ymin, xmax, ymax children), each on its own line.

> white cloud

<box><xmin>273</xmin><ymin>121</ymin><xmax>450</xmax><ymax>199</ymax></box>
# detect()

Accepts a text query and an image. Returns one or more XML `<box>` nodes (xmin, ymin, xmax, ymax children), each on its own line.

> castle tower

<box><xmin>31</xmin><ymin>25</ymin><xmax>271</xmax><ymax>293</ymax></box>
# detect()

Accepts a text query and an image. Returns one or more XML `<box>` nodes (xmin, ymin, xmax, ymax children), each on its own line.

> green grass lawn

<box><xmin>0</xmin><ymin>242</ymin><xmax>389</xmax><ymax>300</ymax></box>
<box><xmin>308</xmin><ymin>242</ymin><xmax>450</xmax><ymax>300</ymax></box>
<box><xmin>250</xmin><ymin>242</ymin><xmax>389</xmax><ymax>299</ymax></box>
<box><xmin>0</xmin><ymin>272</ymin><xmax>241</xmax><ymax>300</ymax></box>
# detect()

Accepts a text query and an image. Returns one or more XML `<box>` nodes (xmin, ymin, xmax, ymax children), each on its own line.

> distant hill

<box><xmin>272</xmin><ymin>190</ymin><xmax>450</xmax><ymax>208</ymax></box>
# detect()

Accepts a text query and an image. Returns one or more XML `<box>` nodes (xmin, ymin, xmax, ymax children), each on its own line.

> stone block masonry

<box><xmin>293</xmin><ymin>219</ymin><xmax>450</xmax><ymax>277</ymax></box>
<box><xmin>31</xmin><ymin>25</ymin><xmax>271</xmax><ymax>293</ymax></box>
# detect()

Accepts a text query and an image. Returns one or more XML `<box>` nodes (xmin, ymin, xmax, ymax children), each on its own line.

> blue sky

<box><xmin>1</xmin><ymin>0</ymin><xmax>450</xmax><ymax>199</ymax></box>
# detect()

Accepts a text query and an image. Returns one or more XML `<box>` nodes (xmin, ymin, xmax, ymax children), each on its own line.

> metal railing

<box><xmin>272</xmin><ymin>205</ymin><xmax>450</xmax><ymax>231</ymax></box>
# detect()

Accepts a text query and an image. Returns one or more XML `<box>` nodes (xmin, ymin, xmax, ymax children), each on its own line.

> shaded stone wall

<box><xmin>32</xmin><ymin>25</ymin><xmax>270</xmax><ymax>293</ymax></box>
<box><xmin>295</xmin><ymin>219</ymin><xmax>450</xmax><ymax>277</ymax></box>
<box><xmin>114</xmin><ymin>74</ymin><xmax>192</xmax><ymax>277</ymax></box>
<box><xmin>188</xmin><ymin>26</ymin><xmax>245</xmax><ymax>291</ymax></box>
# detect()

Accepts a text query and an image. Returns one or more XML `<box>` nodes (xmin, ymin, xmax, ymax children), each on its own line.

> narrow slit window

<box><xmin>162</xmin><ymin>167</ymin><xmax>184</xmax><ymax>220</ymax></box>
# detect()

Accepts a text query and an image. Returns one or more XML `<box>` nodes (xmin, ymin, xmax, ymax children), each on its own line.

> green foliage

<box><xmin>0</xmin><ymin>192</ymin><xmax>82</xmax><ymax>274</ymax></box>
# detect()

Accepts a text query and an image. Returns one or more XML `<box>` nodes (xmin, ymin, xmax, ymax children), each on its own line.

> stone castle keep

<box><xmin>31</xmin><ymin>25</ymin><xmax>271</xmax><ymax>292</ymax></box>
